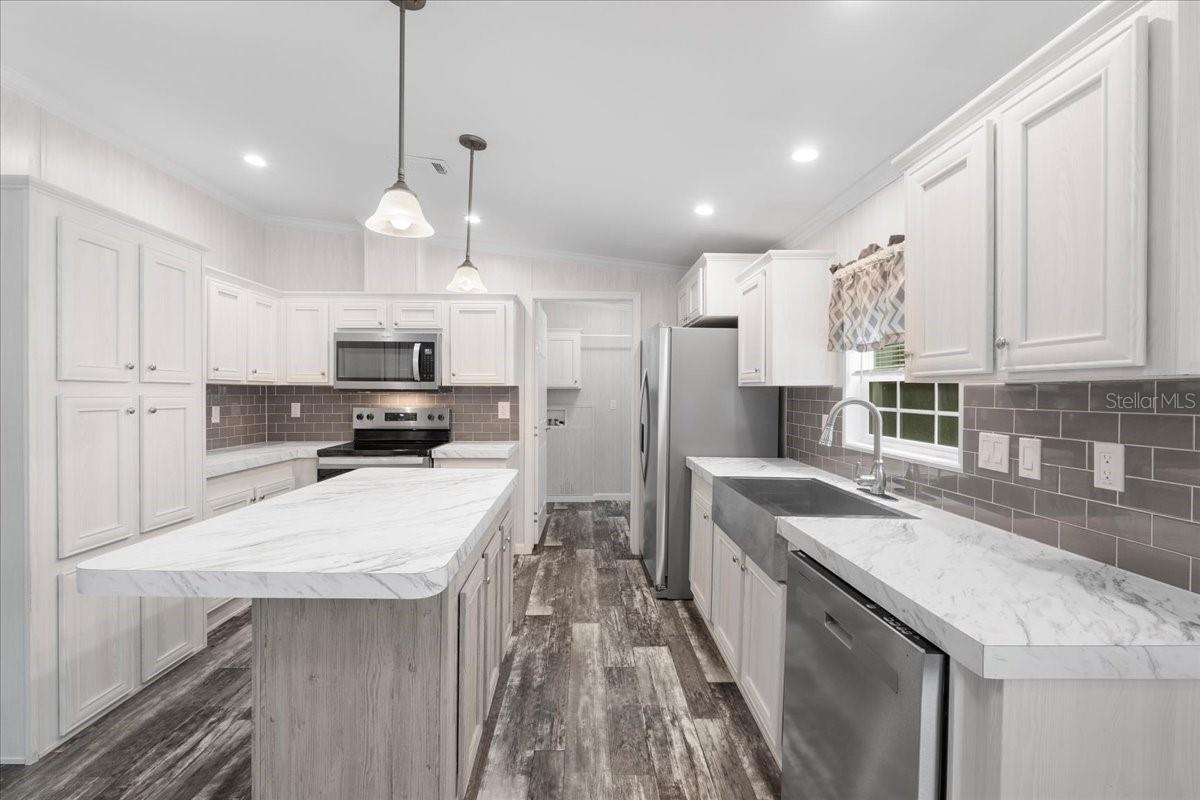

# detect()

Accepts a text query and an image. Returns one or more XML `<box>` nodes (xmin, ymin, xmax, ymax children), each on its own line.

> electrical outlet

<box><xmin>210</xmin><ymin>405</ymin><xmax>220</xmax><ymax>424</ymax></box>
<box><xmin>1094</xmin><ymin>442</ymin><xmax>1125</xmax><ymax>491</ymax></box>
<box><xmin>977</xmin><ymin>432</ymin><xmax>1010</xmax><ymax>473</ymax></box>
<box><xmin>1018</xmin><ymin>437</ymin><xmax>1041</xmax><ymax>480</ymax></box>
<box><xmin>498</xmin><ymin>401</ymin><xmax>510</xmax><ymax>420</ymax></box>
<box><xmin>290</xmin><ymin>402</ymin><xmax>301</xmax><ymax>419</ymax></box>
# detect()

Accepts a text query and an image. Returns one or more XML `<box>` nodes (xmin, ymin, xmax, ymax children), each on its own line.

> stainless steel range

<box><xmin>315</xmin><ymin>406</ymin><xmax>451</xmax><ymax>481</ymax></box>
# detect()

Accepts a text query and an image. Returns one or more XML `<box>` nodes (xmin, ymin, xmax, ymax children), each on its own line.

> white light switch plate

<box><xmin>1018</xmin><ymin>437</ymin><xmax>1041</xmax><ymax>480</ymax></box>
<box><xmin>291</xmin><ymin>402</ymin><xmax>301</xmax><ymax>418</ymax></box>
<box><xmin>210</xmin><ymin>405</ymin><xmax>220</xmax><ymax>424</ymax></box>
<box><xmin>498</xmin><ymin>401</ymin><xmax>510</xmax><ymax>420</ymax></box>
<box><xmin>977</xmin><ymin>432</ymin><xmax>1010</xmax><ymax>473</ymax></box>
<box><xmin>1094</xmin><ymin>442</ymin><xmax>1125</xmax><ymax>491</ymax></box>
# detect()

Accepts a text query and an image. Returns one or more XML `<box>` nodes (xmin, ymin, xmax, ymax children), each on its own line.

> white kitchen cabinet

<box><xmin>202</xmin><ymin>485</ymin><xmax>255</xmax><ymax>614</ymax></box>
<box><xmin>140</xmin><ymin>246</ymin><xmax>199</xmax><ymax>384</ymax></box>
<box><xmin>456</xmin><ymin>554</ymin><xmax>487</xmax><ymax>791</ymax></box>
<box><xmin>500</xmin><ymin>512</ymin><xmax>514</xmax><ymax>648</ymax></box>
<box><xmin>389</xmin><ymin>300</ymin><xmax>444</xmax><ymax>329</ymax></box>
<box><xmin>904</xmin><ymin>121</ymin><xmax>995</xmax><ymax>379</ymax></box>
<box><xmin>139</xmin><ymin>596</ymin><xmax>203</xmax><ymax>682</ymax></box>
<box><xmin>996</xmin><ymin>17</ymin><xmax>1148</xmax><ymax>374</ymax></box>
<box><xmin>710</xmin><ymin>524</ymin><xmax>744</xmax><ymax>673</ymax></box>
<box><xmin>283</xmin><ymin>300</ymin><xmax>330</xmax><ymax>384</ymax></box>
<box><xmin>739</xmin><ymin>555</ymin><xmax>786</xmax><ymax>754</ymax></box>
<box><xmin>57</xmin><ymin>395</ymin><xmax>140</xmax><ymax>558</ymax></box>
<box><xmin>332</xmin><ymin>299</ymin><xmax>387</xmax><ymax>330</ymax></box>
<box><xmin>140</xmin><ymin>395</ymin><xmax>201</xmax><ymax>533</ymax></box>
<box><xmin>735</xmin><ymin>251</ymin><xmax>838</xmax><ymax>387</ymax></box>
<box><xmin>255</xmin><ymin>477</ymin><xmax>296</xmax><ymax>502</ymax></box>
<box><xmin>206</xmin><ymin>279</ymin><xmax>245</xmax><ymax>382</ymax></box>
<box><xmin>677</xmin><ymin>253</ymin><xmax>761</xmax><ymax>326</ymax></box>
<box><xmin>245</xmin><ymin>292</ymin><xmax>279</xmax><ymax>382</ymax></box>
<box><xmin>688</xmin><ymin>485</ymin><xmax>713</xmax><ymax>622</ymax></box>
<box><xmin>57</xmin><ymin>216</ymin><xmax>140</xmax><ymax>382</ymax></box>
<box><xmin>448</xmin><ymin>301</ymin><xmax>508</xmax><ymax>385</ymax></box>
<box><xmin>57</xmin><ymin>571</ymin><xmax>137</xmax><ymax>735</ymax></box>
<box><xmin>483</xmin><ymin>531</ymin><xmax>504</xmax><ymax>704</ymax></box>
<box><xmin>546</xmin><ymin>329</ymin><xmax>582</xmax><ymax>389</ymax></box>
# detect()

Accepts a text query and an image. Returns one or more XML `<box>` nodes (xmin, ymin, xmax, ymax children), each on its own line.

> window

<box><xmin>843</xmin><ymin>342</ymin><xmax>962</xmax><ymax>470</ymax></box>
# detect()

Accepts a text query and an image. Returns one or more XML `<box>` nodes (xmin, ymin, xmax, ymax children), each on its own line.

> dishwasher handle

<box><xmin>824</xmin><ymin>612</ymin><xmax>854</xmax><ymax>650</ymax></box>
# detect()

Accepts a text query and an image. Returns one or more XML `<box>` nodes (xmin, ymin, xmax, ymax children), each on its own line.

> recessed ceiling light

<box><xmin>693</xmin><ymin>203</ymin><xmax>715</xmax><ymax>217</ymax></box>
<box><xmin>791</xmin><ymin>146</ymin><xmax>820</xmax><ymax>163</ymax></box>
<box><xmin>243</xmin><ymin>153</ymin><xmax>268</xmax><ymax>168</ymax></box>
<box><xmin>464</xmin><ymin>214</ymin><xmax>481</xmax><ymax>225</ymax></box>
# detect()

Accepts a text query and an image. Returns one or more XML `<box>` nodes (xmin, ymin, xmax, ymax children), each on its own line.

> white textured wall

<box><xmin>796</xmin><ymin>177</ymin><xmax>905</xmax><ymax>259</ymax></box>
<box><xmin>545</xmin><ymin>301</ymin><xmax>633</xmax><ymax>498</ymax></box>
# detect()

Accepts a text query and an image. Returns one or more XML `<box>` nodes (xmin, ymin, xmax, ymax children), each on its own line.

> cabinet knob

<box><xmin>147</xmin><ymin>407</ymin><xmax>158</xmax><ymax>414</ymax></box>
<box><xmin>125</xmin><ymin>362</ymin><xmax>136</xmax><ymax>370</ymax></box>
<box><xmin>125</xmin><ymin>407</ymin><xmax>136</xmax><ymax>414</ymax></box>
<box><xmin>702</xmin><ymin>512</ymin><xmax>709</xmax><ymax>520</ymax></box>
<box><xmin>251</xmin><ymin>369</ymin><xmax>258</xmax><ymax>374</ymax></box>
<box><xmin>994</xmin><ymin>337</ymin><xmax>1009</xmax><ymax>349</ymax></box>
<box><xmin>320</xmin><ymin>371</ymin><xmax>326</xmax><ymax>376</ymax></box>
<box><xmin>731</xmin><ymin>555</ymin><xmax>738</xmax><ymax>564</ymax></box>
<box><xmin>378</xmin><ymin>321</ymin><xmax>383</xmax><ymax>326</ymax></box>
<box><xmin>213</xmin><ymin>366</ymin><xmax>220</xmax><ymax>371</ymax></box>
<box><xmin>147</xmin><ymin>364</ymin><xmax>157</xmax><ymax>371</ymax></box>
<box><xmin>485</xmin><ymin>576</ymin><xmax>492</xmax><ymax>584</ymax></box>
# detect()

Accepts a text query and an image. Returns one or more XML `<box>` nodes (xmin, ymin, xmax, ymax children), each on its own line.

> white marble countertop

<box><xmin>78</xmin><ymin>467</ymin><xmax>517</xmax><ymax>600</ymax></box>
<box><xmin>431</xmin><ymin>441</ymin><xmax>518</xmax><ymax>460</ymax></box>
<box><xmin>687</xmin><ymin>457</ymin><xmax>1200</xmax><ymax>680</ymax></box>
<box><xmin>205</xmin><ymin>440</ymin><xmax>344</xmax><ymax>478</ymax></box>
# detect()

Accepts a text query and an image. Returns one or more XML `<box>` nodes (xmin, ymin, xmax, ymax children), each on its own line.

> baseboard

<box><xmin>512</xmin><ymin>542</ymin><xmax>535</xmax><ymax>555</ymax></box>
<box><xmin>547</xmin><ymin>493</ymin><xmax>631</xmax><ymax>503</ymax></box>
<box><xmin>593</xmin><ymin>493</ymin><xmax>631</xmax><ymax>502</ymax></box>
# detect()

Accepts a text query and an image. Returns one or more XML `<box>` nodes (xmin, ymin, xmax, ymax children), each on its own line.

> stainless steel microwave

<box><xmin>333</xmin><ymin>331</ymin><xmax>440</xmax><ymax>390</ymax></box>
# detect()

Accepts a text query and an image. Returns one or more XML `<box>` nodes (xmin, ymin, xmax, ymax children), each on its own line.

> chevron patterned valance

<box><xmin>826</xmin><ymin>243</ymin><xmax>905</xmax><ymax>352</ymax></box>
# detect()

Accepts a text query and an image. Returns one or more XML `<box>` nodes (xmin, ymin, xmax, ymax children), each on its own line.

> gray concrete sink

<box><xmin>712</xmin><ymin>477</ymin><xmax>915</xmax><ymax>581</ymax></box>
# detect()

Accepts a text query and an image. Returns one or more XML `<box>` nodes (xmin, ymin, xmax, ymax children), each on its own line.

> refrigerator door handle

<box><xmin>653</xmin><ymin>330</ymin><xmax>671</xmax><ymax>591</ymax></box>
<box><xmin>639</xmin><ymin>369</ymin><xmax>650</xmax><ymax>481</ymax></box>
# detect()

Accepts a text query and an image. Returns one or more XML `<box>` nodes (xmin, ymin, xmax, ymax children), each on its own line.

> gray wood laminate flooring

<box><xmin>1</xmin><ymin>502</ymin><xmax>780</xmax><ymax>800</ymax></box>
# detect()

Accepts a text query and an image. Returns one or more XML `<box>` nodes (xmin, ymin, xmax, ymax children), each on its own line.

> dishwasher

<box><xmin>783</xmin><ymin>550</ymin><xmax>946</xmax><ymax>800</ymax></box>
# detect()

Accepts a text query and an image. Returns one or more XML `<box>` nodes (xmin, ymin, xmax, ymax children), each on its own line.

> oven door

<box><xmin>333</xmin><ymin>332</ymin><xmax>439</xmax><ymax>390</ymax></box>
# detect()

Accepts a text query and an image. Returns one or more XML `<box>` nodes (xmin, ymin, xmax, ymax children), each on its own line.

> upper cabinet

<box><xmin>546</xmin><ymin>329</ymin><xmax>582</xmax><ymax>389</ymax></box>
<box><xmin>895</xmin><ymin>9</ymin><xmax>1195</xmax><ymax>381</ymax></box>
<box><xmin>332</xmin><ymin>300</ymin><xmax>386</xmax><ymax>330</ymax></box>
<box><xmin>206</xmin><ymin>279</ymin><xmax>245</xmax><ymax>382</ymax></box>
<box><xmin>448</xmin><ymin>301</ymin><xmax>516</xmax><ymax>385</ymax></box>
<box><xmin>677</xmin><ymin>253</ymin><xmax>761</xmax><ymax>326</ymax></box>
<box><xmin>245</xmin><ymin>293</ymin><xmax>279</xmax><ymax>382</ymax></box>
<box><xmin>904</xmin><ymin>122</ymin><xmax>995</xmax><ymax>379</ymax></box>
<box><xmin>389</xmin><ymin>300</ymin><xmax>444</xmax><ymax>330</ymax></box>
<box><xmin>995</xmin><ymin>18</ymin><xmax>1147</xmax><ymax>374</ymax></box>
<box><xmin>735</xmin><ymin>251</ymin><xmax>839</xmax><ymax>387</ymax></box>
<box><xmin>283</xmin><ymin>301</ymin><xmax>330</xmax><ymax>384</ymax></box>
<box><xmin>140</xmin><ymin>247</ymin><xmax>199</xmax><ymax>384</ymax></box>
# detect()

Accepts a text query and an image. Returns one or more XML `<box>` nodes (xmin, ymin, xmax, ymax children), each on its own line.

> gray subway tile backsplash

<box><xmin>783</xmin><ymin>378</ymin><xmax>1199</xmax><ymax>593</ymax></box>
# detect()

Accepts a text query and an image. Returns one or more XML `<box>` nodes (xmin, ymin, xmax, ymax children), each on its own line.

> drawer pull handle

<box><xmin>147</xmin><ymin>407</ymin><xmax>158</xmax><ymax>414</ymax></box>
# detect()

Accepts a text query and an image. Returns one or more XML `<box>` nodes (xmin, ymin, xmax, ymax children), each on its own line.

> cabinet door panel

<box><xmin>389</xmin><ymin>301</ymin><xmax>444</xmax><ymax>329</ymax></box>
<box><xmin>483</xmin><ymin>532</ymin><xmax>503</xmax><ymax>706</ymax></box>
<box><xmin>255</xmin><ymin>477</ymin><xmax>296</xmax><ymax>502</ymax></box>
<box><xmin>332</xmin><ymin>300</ymin><xmax>386</xmax><ymax>330</ymax></box>
<box><xmin>448</xmin><ymin>302</ymin><xmax>507</xmax><ymax>385</ymax></box>
<box><xmin>689</xmin><ymin>492</ymin><xmax>713</xmax><ymax>622</ymax></box>
<box><xmin>998</xmin><ymin>18</ymin><xmax>1147</xmax><ymax>372</ymax></box>
<box><xmin>457</xmin><ymin>558</ymin><xmax>487</xmax><ymax>792</ymax></box>
<box><xmin>58</xmin><ymin>217</ymin><xmax>139</xmax><ymax>382</ymax></box>
<box><xmin>501</xmin><ymin>513</ymin><xmax>514</xmax><ymax>648</ymax></box>
<box><xmin>284</xmin><ymin>302</ymin><xmax>330</xmax><ymax>383</ymax></box>
<box><xmin>546</xmin><ymin>330</ymin><xmax>581</xmax><ymax>389</ymax></box>
<box><xmin>140</xmin><ymin>596</ymin><xmax>202</xmax><ymax>681</ymax></box>
<box><xmin>710</xmin><ymin>525</ymin><xmax>743</xmax><ymax>672</ymax></box>
<box><xmin>737</xmin><ymin>271</ymin><xmax>767</xmax><ymax>384</ymax></box>
<box><xmin>58</xmin><ymin>571</ymin><xmax>137</xmax><ymax>734</ymax></box>
<box><xmin>57</xmin><ymin>395</ymin><xmax>139</xmax><ymax>557</ymax></box>
<box><xmin>141</xmin><ymin>396</ymin><xmax>200</xmax><ymax>533</ymax></box>
<box><xmin>141</xmin><ymin>246</ymin><xmax>198</xmax><ymax>383</ymax></box>
<box><xmin>206</xmin><ymin>280</ymin><xmax>244</xmax><ymax>382</ymax></box>
<box><xmin>905</xmin><ymin>122</ymin><xmax>994</xmax><ymax>378</ymax></box>
<box><xmin>246</xmin><ymin>292</ymin><xmax>279</xmax><ymax>382</ymax></box>
<box><xmin>739</xmin><ymin>556</ymin><xmax>786</xmax><ymax>753</ymax></box>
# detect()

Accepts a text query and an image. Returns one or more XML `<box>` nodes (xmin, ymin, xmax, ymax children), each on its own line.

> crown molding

<box><xmin>1</xmin><ymin>65</ymin><xmax>266</xmax><ymax>223</ymax></box>
<box><xmin>775</xmin><ymin>158</ymin><xmax>902</xmax><ymax>250</ymax></box>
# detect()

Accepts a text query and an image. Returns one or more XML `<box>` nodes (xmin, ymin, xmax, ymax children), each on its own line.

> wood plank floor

<box><xmin>1</xmin><ymin>501</ymin><xmax>780</xmax><ymax>800</ymax></box>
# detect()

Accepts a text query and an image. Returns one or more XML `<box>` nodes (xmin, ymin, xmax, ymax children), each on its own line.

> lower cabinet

<box><xmin>140</xmin><ymin>596</ymin><xmax>204</xmax><ymax>681</ymax></box>
<box><xmin>696</xmin><ymin>477</ymin><xmax>787</xmax><ymax>760</ymax></box>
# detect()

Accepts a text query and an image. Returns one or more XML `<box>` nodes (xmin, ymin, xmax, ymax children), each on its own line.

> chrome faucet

<box><xmin>817</xmin><ymin>398</ymin><xmax>889</xmax><ymax>496</ymax></box>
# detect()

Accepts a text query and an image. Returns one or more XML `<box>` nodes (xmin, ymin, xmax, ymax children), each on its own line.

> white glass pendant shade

<box><xmin>447</xmin><ymin>258</ymin><xmax>487</xmax><ymax>293</ymax></box>
<box><xmin>365</xmin><ymin>179</ymin><xmax>434</xmax><ymax>238</ymax></box>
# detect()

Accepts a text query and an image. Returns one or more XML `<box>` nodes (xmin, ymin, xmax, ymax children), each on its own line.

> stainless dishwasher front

<box><xmin>783</xmin><ymin>550</ymin><xmax>946</xmax><ymax>800</ymax></box>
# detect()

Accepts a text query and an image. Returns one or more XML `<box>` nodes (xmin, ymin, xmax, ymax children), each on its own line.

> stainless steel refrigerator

<box><xmin>639</xmin><ymin>324</ymin><xmax>779</xmax><ymax>599</ymax></box>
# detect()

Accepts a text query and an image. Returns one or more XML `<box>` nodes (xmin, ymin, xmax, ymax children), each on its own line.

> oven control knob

<box><xmin>437</xmin><ymin>414</ymin><xmax>445</xmax><ymax>421</ymax></box>
<box><xmin>427</xmin><ymin>413</ymin><xmax>434</xmax><ymax>421</ymax></box>
<box><xmin>366</xmin><ymin>413</ymin><xmax>375</xmax><ymax>421</ymax></box>
<box><xmin>356</xmin><ymin>413</ymin><xmax>364</xmax><ymax>420</ymax></box>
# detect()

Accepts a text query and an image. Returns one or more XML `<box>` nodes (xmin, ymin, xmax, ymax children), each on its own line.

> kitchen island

<box><xmin>78</xmin><ymin>467</ymin><xmax>518</xmax><ymax>800</ymax></box>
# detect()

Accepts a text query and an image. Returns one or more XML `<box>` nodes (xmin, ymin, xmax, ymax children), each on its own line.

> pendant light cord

<box><xmin>397</xmin><ymin>5</ymin><xmax>406</xmax><ymax>182</ymax></box>
<box><xmin>464</xmin><ymin>149</ymin><xmax>475</xmax><ymax>260</ymax></box>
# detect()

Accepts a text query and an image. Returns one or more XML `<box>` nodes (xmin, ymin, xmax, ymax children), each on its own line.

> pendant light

<box><xmin>365</xmin><ymin>0</ymin><xmax>433</xmax><ymax>238</ymax></box>
<box><xmin>447</xmin><ymin>134</ymin><xmax>488</xmax><ymax>293</ymax></box>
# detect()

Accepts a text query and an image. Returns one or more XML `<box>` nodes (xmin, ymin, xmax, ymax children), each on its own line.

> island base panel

<box><xmin>252</xmin><ymin>596</ymin><xmax>450</xmax><ymax>800</ymax></box>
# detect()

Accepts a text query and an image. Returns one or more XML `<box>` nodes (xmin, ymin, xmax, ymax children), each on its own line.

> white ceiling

<box><xmin>1</xmin><ymin>0</ymin><xmax>1097</xmax><ymax>266</ymax></box>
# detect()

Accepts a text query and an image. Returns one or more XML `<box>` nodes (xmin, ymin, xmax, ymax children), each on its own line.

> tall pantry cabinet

<box><xmin>1</xmin><ymin>176</ymin><xmax>206</xmax><ymax>764</ymax></box>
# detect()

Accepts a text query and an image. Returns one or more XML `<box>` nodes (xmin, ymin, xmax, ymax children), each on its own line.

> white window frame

<box><xmin>842</xmin><ymin>351</ymin><xmax>962</xmax><ymax>471</ymax></box>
